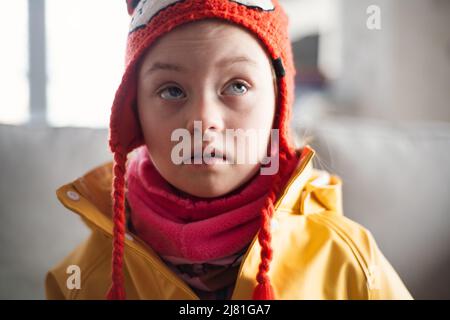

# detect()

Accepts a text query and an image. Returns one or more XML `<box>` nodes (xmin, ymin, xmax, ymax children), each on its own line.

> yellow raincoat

<box><xmin>46</xmin><ymin>146</ymin><xmax>413</xmax><ymax>300</ymax></box>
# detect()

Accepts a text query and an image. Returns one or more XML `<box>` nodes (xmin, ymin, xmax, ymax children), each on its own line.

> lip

<box><xmin>184</xmin><ymin>148</ymin><xmax>231</xmax><ymax>166</ymax></box>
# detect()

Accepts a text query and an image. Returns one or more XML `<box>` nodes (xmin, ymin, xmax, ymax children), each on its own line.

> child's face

<box><xmin>137</xmin><ymin>20</ymin><xmax>277</xmax><ymax>198</ymax></box>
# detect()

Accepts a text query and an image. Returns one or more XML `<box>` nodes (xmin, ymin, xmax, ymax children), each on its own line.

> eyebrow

<box><xmin>145</xmin><ymin>62</ymin><xmax>187</xmax><ymax>75</ymax></box>
<box><xmin>217</xmin><ymin>56</ymin><xmax>259</xmax><ymax>68</ymax></box>
<box><xmin>143</xmin><ymin>56</ymin><xmax>258</xmax><ymax>76</ymax></box>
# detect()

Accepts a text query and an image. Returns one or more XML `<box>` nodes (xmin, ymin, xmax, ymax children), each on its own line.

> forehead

<box><xmin>141</xmin><ymin>21</ymin><xmax>269</xmax><ymax>68</ymax></box>
<box><xmin>130</xmin><ymin>0</ymin><xmax>275</xmax><ymax>33</ymax></box>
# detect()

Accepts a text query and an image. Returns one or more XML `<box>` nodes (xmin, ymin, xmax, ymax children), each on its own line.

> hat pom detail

<box><xmin>126</xmin><ymin>0</ymin><xmax>140</xmax><ymax>16</ymax></box>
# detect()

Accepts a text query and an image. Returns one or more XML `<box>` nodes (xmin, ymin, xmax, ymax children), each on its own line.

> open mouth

<box><xmin>190</xmin><ymin>148</ymin><xmax>228</xmax><ymax>163</ymax></box>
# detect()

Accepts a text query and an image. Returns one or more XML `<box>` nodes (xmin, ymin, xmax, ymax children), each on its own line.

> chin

<box><xmin>190</xmin><ymin>191</ymin><xmax>226</xmax><ymax>198</ymax></box>
<box><xmin>175</xmin><ymin>180</ymin><xmax>235</xmax><ymax>199</ymax></box>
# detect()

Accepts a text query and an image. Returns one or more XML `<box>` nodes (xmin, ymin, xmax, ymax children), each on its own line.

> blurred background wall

<box><xmin>1</xmin><ymin>0</ymin><xmax>449</xmax><ymax>299</ymax></box>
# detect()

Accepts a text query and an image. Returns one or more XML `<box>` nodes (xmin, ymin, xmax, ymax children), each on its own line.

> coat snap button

<box><xmin>66</xmin><ymin>190</ymin><xmax>80</xmax><ymax>201</ymax></box>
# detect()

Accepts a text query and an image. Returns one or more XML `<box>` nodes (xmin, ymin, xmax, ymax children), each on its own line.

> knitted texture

<box><xmin>107</xmin><ymin>0</ymin><xmax>297</xmax><ymax>300</ymax></box>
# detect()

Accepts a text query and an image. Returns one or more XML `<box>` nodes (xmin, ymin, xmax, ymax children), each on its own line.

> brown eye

<box><xmin>159</xmin><ymin>86</ymin><xmax>186</xmax><ymax>100</ymax></box>
<box><xmin>223</xmin><ymin>81</ymin><xmax>249</xmax><ymax>96</ymax></box>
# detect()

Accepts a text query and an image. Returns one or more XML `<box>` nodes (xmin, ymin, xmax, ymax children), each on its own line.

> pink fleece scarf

<box><xmin>125</xmin><ymin>146</ymin><xmax>278</xmax><ymax>263</ymax></box>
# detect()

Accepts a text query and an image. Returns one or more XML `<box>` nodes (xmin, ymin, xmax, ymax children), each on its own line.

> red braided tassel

<box><xmin>251</xmin><ymin>148</ymin><xmax>296</xmax><ymax>301</ymax></box>
<box><xmin>106</xmin><ymin>150</ymin><xmax>127</xmax><ymax>300</ymax></box>
<box><xmin>107</xmin><ymin>284</ymin><xmax>126</xmax><ymax>300</ymax></box>
<box><xmin>252</xmin><ymin>280</ymin><xmax>275</xmax><ymax>300</ymax></box>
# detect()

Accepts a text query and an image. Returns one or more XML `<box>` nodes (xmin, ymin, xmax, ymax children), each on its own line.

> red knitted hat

<box><xmin>108</xmin><ymin>0</ymin><xmax>297</xmax><ymax>300</ymax></box>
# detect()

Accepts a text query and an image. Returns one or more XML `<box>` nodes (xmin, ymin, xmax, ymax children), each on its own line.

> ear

<box><xmin>126</xmin><ymin>0</ymin><xmax>141</xmax><ymax>16</ymax></box>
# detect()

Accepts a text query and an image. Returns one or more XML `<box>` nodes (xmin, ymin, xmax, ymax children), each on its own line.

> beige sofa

<box><xmin>0</xmin><ymin>116</ymin><xmax>449</xmax><ymax>299</ymax></box>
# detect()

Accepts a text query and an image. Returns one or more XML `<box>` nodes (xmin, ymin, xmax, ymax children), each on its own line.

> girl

<box><xmin>46</xmin><ymin>0</ymin><xmax>413</xmax><ymax>300</ymax></box>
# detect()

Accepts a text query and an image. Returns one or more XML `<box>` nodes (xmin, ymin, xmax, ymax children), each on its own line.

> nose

<box><xmin>185</xmin><ymin>91</ymin><xmax>225</xmax><ymax>136</ymax></box>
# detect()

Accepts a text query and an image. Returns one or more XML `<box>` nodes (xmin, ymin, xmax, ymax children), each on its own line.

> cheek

<box><xmin>137</xmin><ymin>104</ymin><xmax>175</xmax><ymax>156</ymax></box>
<box><xmin>230</xmin><ymin>98</ymin><xmax>275</xmax><ymax>161</ymax></box>
<box><xmin>249</xmin><ymin>77</ymin><xmax>277</xmax><ymax>126</ymax></box>
<box><xmin>251</xmin><ymin>93</ymin><xmax>276</xmax><ymax>154</ymax></box>
<box><xmin>242</xmin><ymin>90</ymin><xmax>276</xmax><ymax>130</ymax></box>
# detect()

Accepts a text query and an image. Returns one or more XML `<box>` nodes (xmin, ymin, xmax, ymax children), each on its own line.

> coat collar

<box><xmin>56</xmin><ymin>144</ymin><xmax>343</xmax><ymax>299</ymax></box>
